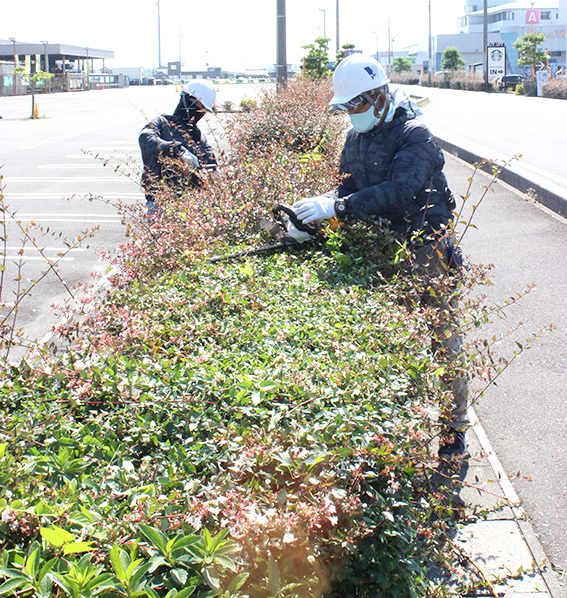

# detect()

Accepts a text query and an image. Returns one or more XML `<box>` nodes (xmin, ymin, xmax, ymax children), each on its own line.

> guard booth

<box><xmin>0</xmin><ymin>41</ymin><xmax>115</xmax><ymax>94</ymax></box>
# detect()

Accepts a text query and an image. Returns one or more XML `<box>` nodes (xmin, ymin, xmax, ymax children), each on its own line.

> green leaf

<box><xmin>0</xmin><ymin>444</ymin><xmax>7</xmax><ymax>459</ymax></box>
<box><xmin>203</xmin><ymin>566</ymin><xmax>221</xmax><ymax>591</ymax></box>
<box><xmin>24</xmin><ymin>548</ymin><xmax>40</xmax><ymax>579</ymax></box>
<box><xmin>202</xmin><ymin>529</ymin><xmax>213</xmax><ymax>552</ymax></box>
<box><xmin>174</xmin><ymin>587</ymin><xmax>196</xmax><ymax>598</ymax></box>
<box><xmin>139</xmin><ymin>524</ymin><xmax>167</xmax><ymax>554</ymax></box>
<box><xmin>40</xmin><ymin>526</ymin><xmax>75</xmax><ymax>547</ymax></box>
<box><xmin>109</xmin><ymin>546</ymin><xmax>126</xmax><ymax>581</ymax></box>
<box><xmin>130</xmin><ymin>561</ymin><xmax>152</xmax><ymax>589</ymax></box>
<box><xmin>0</xmin><ymin>578</ymin><xmax>29</xmax><ymax>596</ymax></box>
<box><xmin>226</xmin><ymin>572</ymin><xmax>249</xmax><ymax>594</ymax></box>
<box><xmin>209</xmin><ymin>529</ymin><xmax>229</xmax><ymax>552</ymax></box>
<box><xmin>62</xmin><ymin>541</ymin><xmax>94</xmax><ymax>555</ymax></box>
<box><xmin>170</xmin><ymin>568</ymin><xmax>188</xmax><ymax>585</ymax></box>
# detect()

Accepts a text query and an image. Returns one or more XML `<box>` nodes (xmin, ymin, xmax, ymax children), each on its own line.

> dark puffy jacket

<box><xmin>337</xmin><ymin>97</ymin><xmax>454</xmax><ymax>236</ymax></box>
<box><xmin>138</xmin><ymin>100</ymin><xmax>217</xmax><ymax>200</ymax></box>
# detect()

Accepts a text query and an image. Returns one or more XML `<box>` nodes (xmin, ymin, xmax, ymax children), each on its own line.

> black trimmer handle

<box><xmin>272</xmin><ymin>204</ymin><xmax>319</xmax><ymax>236</ymax></box>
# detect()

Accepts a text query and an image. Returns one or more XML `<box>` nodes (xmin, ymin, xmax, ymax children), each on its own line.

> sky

<box><xmin>2</xmin><ymin>0</ymin><xmax>464</xmax><ymax>71</ymax></box>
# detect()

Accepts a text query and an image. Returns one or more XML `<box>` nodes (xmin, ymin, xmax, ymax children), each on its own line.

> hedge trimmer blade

<box><xmin>208</xmin><ymin>205</ymin><xmax>318</xmax><ymax>263</ymax></box>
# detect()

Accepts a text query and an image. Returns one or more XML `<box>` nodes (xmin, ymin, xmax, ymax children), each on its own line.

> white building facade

<box><xmin>397</xmin><ymin>0</ymin><xmax>565</xmax><ymax>76</ymax></box>
<box><xmin>453</xmin><ymin>0</ymin><xmax>565</xmax><ymax>74</ymax></box>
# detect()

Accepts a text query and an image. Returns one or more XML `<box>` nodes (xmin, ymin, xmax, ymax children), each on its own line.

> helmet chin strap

<box><xmin>362</xmin><ymin>91</ymin><xmax>390</xmax><ymax>128</ymax></box>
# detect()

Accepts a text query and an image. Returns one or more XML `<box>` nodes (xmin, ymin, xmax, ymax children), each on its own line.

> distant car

<box><xmin>497</xmin><ymin>74</ymin><xmax>526</xmax><ymax>91</ymax></box>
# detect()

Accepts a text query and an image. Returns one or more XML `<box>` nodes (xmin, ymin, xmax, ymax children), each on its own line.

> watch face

<box><xmin>336</xmin><ymin>202</ymin><xmax>346</xmax><ymax>213</ymax></box>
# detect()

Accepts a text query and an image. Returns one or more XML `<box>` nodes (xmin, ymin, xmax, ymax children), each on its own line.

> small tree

<box><xmin>302</xmin><ymin>37</ymin><xmax>331</xmax><ymax>80</ymax></box>
<box><xmin>14</xmin><ymin>67</ymin><xmax>54</xmax><ymax>118</ymax></box>
<box><xmin>441</xmin><ymin>46</ymin><xmax>465</xmax><ymax>71</ymax></box>
<box><xmin>393</xmin><ymin>57</ymin><xmax>413</xmax><ymax>73</ymax></box>
<box><xmin>513</xmin><ymin>32</ymin><xmax>547</xmax><ymax>76</ymax></box>
<box><xmin>335</xmin><ymin>43</ymin><xmax>355</xmax><ymax>68</ymax></box>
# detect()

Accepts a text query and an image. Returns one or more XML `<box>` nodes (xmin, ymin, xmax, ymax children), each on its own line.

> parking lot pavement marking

<box><xmin>0</xmin><ymin>255</ymin><xmax>76</xmax><ymax>262</ymax></box>
<box><xmin>5</xmin><ymin>213</ymin><xmax>123</xmax><ymax>224</ymax></box>
<box><xmin>2</xmin><ymin>177</ymin><xmax>139</xmax><ymax>183</ymax></box>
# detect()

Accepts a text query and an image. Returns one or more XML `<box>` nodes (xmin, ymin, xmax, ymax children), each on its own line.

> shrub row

<box><xmin>0</xmin><ymin>80</ymin><xmax>491</xmax><ymax>597</ymax></box>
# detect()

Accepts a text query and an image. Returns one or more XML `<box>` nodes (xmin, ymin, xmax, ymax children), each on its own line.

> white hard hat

<box><xmin>181</xmin><ymin>79</ymin><xmax>216</xmax><ymax>112</ymax></box>
<box><xmin>330</xmin><ymin>54</ymin><xmax>390</xmax><ymax>110</ymax></box>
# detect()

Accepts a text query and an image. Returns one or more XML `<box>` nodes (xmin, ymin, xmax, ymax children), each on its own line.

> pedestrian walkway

<box><xmin>436</xmin><ymin>143</ymin><xmax>566</xmax><ymax>596</ymax></box>
<box><xmin>438</xmin><ymin>407</ymin><xmax>561</xmax><ymax>596</ymax></box>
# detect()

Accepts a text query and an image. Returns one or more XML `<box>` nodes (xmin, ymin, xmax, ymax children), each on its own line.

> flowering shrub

<box><xmin>425</xmin><ymin>72</ymin><xmax>486</xmax><ymax>91</ymax></box>
<box><xmin>389</xmin><ymin>71</ymin><xmax>421</xmax><ymax>86</ymax></box>
<box><xmin>0</xmin><ymin>81</ymin><xmax>518</xmax><ymax>597</ymax></box>
<box><xmin>542</xmin><ymin>76</ymin><xmax>567</xmax><ymax>99</ymax></box>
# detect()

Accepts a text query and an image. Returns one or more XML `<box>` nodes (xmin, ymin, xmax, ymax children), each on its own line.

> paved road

<box><xmin>0</xmin><ymin>84</ymin><xmax>261</xmax><ymax>359</ymax></box>
<box><xmin>402</xmin><ymin>83</ymin><xmax>567</xmax><ymax>195</ymax></box>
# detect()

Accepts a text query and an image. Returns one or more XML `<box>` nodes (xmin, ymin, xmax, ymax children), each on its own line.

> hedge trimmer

<box><xmin>208</xmin><ymin>204</ymin><xmax>338</xmax><ymax>263</ymax></box>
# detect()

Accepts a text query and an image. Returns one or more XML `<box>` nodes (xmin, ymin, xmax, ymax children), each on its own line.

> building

<box><xmin>452</xmin><ymin>0</ymin><xmax>564</xmax><ymax>75</ymax></box>
<box><xmin>393</xmin><ymin>0</ymin><xmax>565</xmax><ymax>78</ymax></box>
<box><xmin>0</xmin><ymin>40</ymin><xmax>115</xmax><ymax>95</ymax></box>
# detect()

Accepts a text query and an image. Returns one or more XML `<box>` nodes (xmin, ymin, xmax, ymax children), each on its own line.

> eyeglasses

<box><xmin>331</xmin><ymin>90</ymin><xmax>382</xmax><ymax>113</ymax></box>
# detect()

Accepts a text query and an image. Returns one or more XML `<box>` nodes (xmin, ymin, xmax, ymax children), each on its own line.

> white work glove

<box><xmin>282</xmin><ymin>215</ymin><xmax>316</xmax><ymax>243</ymax></box>
<box><xmin>293</xmin><ymin>195</ymin><xmax>336</xmax><ymax>225</ymax></box>
<box><xmin>180</xmin><ymin>149</ymin><xmax>200</xmax><ymax>169</ymax></box>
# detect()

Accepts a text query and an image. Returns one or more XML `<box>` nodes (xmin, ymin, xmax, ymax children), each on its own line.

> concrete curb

<box><xmin>431</xmin><ymin>127</ymin><xmax>567</xmax><ymax>220</ymax></box>
<box><xmin>465</xmin><ymin>406</ymin><xmax>564</xmax><ymax>597</ymax></box>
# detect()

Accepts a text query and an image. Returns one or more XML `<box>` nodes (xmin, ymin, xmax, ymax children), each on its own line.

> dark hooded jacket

<box><xmin>138</xmin><ymin>98</ymin><xmax>217</xmax><ymax>201</ymax></box>
<box><xmin>336</xmin><ymin>89</ymin><xmax>454</xmax><ymax>237</ymax></box>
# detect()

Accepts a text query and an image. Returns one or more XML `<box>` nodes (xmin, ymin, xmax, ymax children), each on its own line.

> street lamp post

<box><xmin>85</xmin><ymin>47</ymin><xmax>90</xmax><ymax>90</ymax></box>
<box><xmin>276</xmin><ymin>0</ymin><xmax>287</xmax><ymax>90</ymax></box>
<box><xmin>157</xmin><ymin>0</ymin><xmax>162</xmax><ymax>68</ymax></box>
<box><xmin>41</xmin><ymin>41</ymin><xmax>49</xmax><ymax>73</ymax></box>
<box><xmin>336</xmin><ymin>0</ymin><xmax>340</xmax><ymax>55</ymax></box>
<box><xmin>9</xmin><ymin>37</ymin><xmax>17</xmax><ymax>96</ymax></box>
<box><xmin>320</xmin><ymin>8</ymin><xmax>326</xmax><ymax>38</ymax></box>
<box><xmin>41</xmin><ymin>40</ymin><xmax>50</xmax><ymax>93</ymax></box>
<box><xmin>428</xmin><ymin>0</ymin><xmax>432</xmax><ymax>85</ymax></box>
<box><xmin>483</xmin><ymin>0</ymin><xmax>489</xmax><ymax>91</ymax></box>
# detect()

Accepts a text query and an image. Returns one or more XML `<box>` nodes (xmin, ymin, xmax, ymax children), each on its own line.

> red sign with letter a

<box><xmin>526</xmin><ymin>9</ymin><xmax>540</xmax><ymax>24</ymax></box>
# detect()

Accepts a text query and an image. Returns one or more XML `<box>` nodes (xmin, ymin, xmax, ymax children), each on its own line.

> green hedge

<box><xmin>0</xmin><ymin>80</ymin><xmax>490</xmax><ymax>597</ymax></box>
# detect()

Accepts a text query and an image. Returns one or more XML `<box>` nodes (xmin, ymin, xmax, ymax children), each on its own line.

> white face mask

<box><xmin>349</xmin><ymin>96</ymin><xmax>395</xmax><ymax>133</ymax></box>
<box><xmin>349</xmin><ymin>106</ymin><xmax>381</xmax><ymax>133</ymax></box>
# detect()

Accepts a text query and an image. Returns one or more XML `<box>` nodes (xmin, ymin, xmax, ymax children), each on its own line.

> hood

<box><xmin>386</xmin><ymin>87</ymin><xmax>423</xmax><ymax>122</ymax></box>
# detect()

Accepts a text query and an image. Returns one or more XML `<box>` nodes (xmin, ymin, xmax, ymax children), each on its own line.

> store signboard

<box><xmin>488</xmin><ymin>44</ymin><xmax>506</xmax><ymax>78</ymax></box>
<box><xmin>526</xmin><ymin>9</ymin><xmax>540</xmax><ymax>24</ymax></box>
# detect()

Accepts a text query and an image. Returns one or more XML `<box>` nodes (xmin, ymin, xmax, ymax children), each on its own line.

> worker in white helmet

<box><xmin>293</xmin><ymin>54</ymin><xmax>469</xmax><ymax>457</ymax></box>
<box><xmin>139</xmin><ymin>79</ymin><xmax>217</xmax><ymax>214</ymax></box>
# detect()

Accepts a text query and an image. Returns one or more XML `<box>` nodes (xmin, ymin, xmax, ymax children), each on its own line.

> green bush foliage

<box><xmin>1</xmin><ymin>80</ymin><xmax>501</xmax><ymax>597</ymax></box>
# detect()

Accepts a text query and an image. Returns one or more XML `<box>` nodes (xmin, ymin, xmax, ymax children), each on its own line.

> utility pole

<box><xmin>336</xmin><ymin>0</ymin><xmax>340</xmax><ymax>55</ymax></box>
<box><xmin>178</xmin><ymin>30</ymin><xmax>182</xmax><ymax>82</ymax></box>
<box><xmin>483</xmin><ymin>0</ymin><xmax>489</xmax><ymax>91</ymax></box>
<box><xmin>9</xmin><ymin>37</ymin><xmax>17</xmax><ymax>96</ymax></box>
<box><xmin>388</xmin><ymin>18</ymin><xmax>391</xmax><ymax>73</ymax></box>
<box><xmin>428</xmin><ymin>0</ymin><xmax>432</xmax><ymax>85</ymax></box>
<box><xmin>157</xmin><ymin>0</ymin><xmax>162</xmax><ymax>68</ymax></box>
<box><xmin>276</xmin><ymin>0</ymin><xmax>287</xmax><ymax>90</ymax></box>
<box><xmin>320</xmin><ymin>8</ymin><xmax>326</xmax><ymax>38</ymax></box>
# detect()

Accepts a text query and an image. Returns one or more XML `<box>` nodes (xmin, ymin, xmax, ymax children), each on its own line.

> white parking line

<box><xmin>37</xmin><ymin>164</ymin><xmax>123</xmax><ymax>169</ymax></box>
<box><xmin>2</xmin><ymin>177</ymin><xmax>139</xmax><ymax>182</ymax></box>
<box><xmin>2</xmin><ymin>247</ymin><xmax>86</xmax><ymax>252</ymax></box>
<box><xmin>4</xmin><ymin>193</ymin><xmax>143</xmax><ymax>199</ymax></box>
<box><xmin>0</xmin><ymin>255</ymin><xmax>76</xmax><ymax>261</ymax></box>
<box><xmin>6</xmin><ymin>213</ymin><xmax>123</xmax><ymax>224</ymax></box>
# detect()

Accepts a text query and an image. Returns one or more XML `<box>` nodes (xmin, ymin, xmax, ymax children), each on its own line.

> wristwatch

<box><xmin>334</xmin><ymin>199</ymin><xmax>348</xmax><ymax>217</ymax></box>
